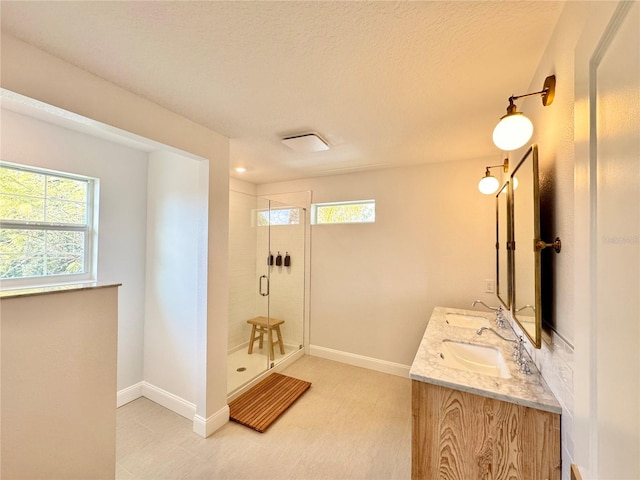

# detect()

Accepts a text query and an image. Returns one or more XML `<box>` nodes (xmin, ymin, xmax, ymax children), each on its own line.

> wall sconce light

<box><xmin>493</xmin><ymin>75</ymin><xmax>556</xmax><ymax>151</ymax></box>
<box><xmin>478</xmin><ymin>158</ymin><xmax>509</xmax><ymax>195</ymax></box>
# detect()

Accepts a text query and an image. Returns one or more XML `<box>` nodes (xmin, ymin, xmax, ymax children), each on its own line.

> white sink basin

<box><xmin>439</xmin><ymin>339</ymin><xmax>511</xmax><ymax>379</ymax></box>
<box><xmin>445</xmin><ymin>313</ymin><xmax>491</xmax><ymax>329</ymax></box>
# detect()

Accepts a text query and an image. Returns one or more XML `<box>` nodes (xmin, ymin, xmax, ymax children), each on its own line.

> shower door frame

<box><xmin>227</xmin><ymin>191</ymin><xmax>309</xmax><ymax>401</ymax></box>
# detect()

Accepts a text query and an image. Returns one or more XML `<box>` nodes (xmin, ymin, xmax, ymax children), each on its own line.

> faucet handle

<box><xmin>496</xmin><ymin>306</ymin><xmax>507</xmax><ymax>329</ymax></box>
<box><xmin>513</xmin><ymin>337</ymin><xmax>532</xmax><ymax>375</ymax></box>
<box><xmin>512</xmin><ymin>343</ymin><xmax>520</xmax><ymax>359</ymax></box>
<box><xmin>519</xmin><ymin>359</ymin><xmax>532</xmax><ymax>375</ymax></box>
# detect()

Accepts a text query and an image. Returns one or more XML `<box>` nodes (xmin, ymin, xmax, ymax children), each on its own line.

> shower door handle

<box><xmin>259</xmin><ymin>275</ymin><xmax>269</xmax><ymax>296</ymax></box>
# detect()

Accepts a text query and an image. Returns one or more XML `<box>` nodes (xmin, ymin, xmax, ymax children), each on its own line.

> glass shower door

<box><xmin>227</xmin><ymin>192</ymin><xmax>305</xmax><ymax>395</ymax></box>
<box><xmin>262</xmin><ymin>198</ymin><xmax>305</xmax><ymax>368</ymax></box>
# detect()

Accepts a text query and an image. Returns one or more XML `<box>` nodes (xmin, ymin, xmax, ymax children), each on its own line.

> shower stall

<box><xmin>227</xmin><ymin>191</ymin><xmax>307</xmax><ymax>395</ymax></box>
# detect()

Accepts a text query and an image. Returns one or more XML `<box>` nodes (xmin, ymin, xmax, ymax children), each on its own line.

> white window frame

<box><xmin>0</xmin><ymin>162</ymin><xmax>98</xmax><ymax>289</ymax></box>
<box><xmin>311</xmin><ymin>199</ymin><xmax>375</xmax><ymax>225</ymax></box>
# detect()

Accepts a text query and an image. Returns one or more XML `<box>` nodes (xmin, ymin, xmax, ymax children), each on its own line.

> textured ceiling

<box><xmin>1</xmin><ymin>1</ymin><xmax>565</xmax><ymax>184</ymax></box>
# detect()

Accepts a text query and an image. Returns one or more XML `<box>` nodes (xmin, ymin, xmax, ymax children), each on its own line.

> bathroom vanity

<box><xmin>410</xmin><ymin>307</ymin><xmax>561</xmax><ymax>479</ymax></box>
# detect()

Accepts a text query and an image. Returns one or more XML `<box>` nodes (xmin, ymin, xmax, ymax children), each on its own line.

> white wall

<box><xmin>144</xmin><ymin>151</ymin><xmax>208</xmax><ymax>407</ymax></box>
<box><xmin>594</xmin><ymin>4</ymin><xmax>640</xmax><ymax>475</ymax></box>
<box><xmin>228</xmin><ymin>190</ymin><xmax>259</xmax><ymax>350</ymax></box>
<box><xmin>1</xmin><ymin>33</ymin><xmax>230</xmax><ymax>435</ymax></box>
<box><xmin>1</xmin><ymin>286</ymin><xmax>119</xmax><ymax>479</ymax></box>
<box><xmin>573</xmin><ymin>2</ymin><xmax>639</xmax><ymax>478</ymax></box>
<box><xmin>258</xmin><ymin>158</ymin><xmax>499</xmax><ymax>369</ymax></box>
<box><xmin>504</xmin><ymin>3</ymin><xmax>587</xmax><ymax>474</ymax></box>
<box><xmin>513</xmin><ymin>2</ymin><xmax>639</xmax><ymax>478</ymax></box>
<box><xmin>0</xmin><ymin>108</ymin><xmax>148</xmax><ymax>392</ymax></box>
<box><xmin>264</xmin><ymin>219</ymin><xmax>306</xmax><ymax>349</ymax></box>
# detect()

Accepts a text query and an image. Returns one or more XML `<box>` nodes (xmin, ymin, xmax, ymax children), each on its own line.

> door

<box><xmin>259</xmin><ymin>197</ymin><xmax>306</xmax><ymax>368</ymax></box>
<box><xmin>594</xmin><ymin>5</ymin><xmax>639</xmax><ymax>473</ymax></box>
<box><xmin>574</xmin><ymin>2</ymin><xmax>640</xmax><ymax>477</ymax></box>
<box><xmin>228</xmin><ymin>192</ymin><xmax>306</xmax><ymax>395</ymax></box>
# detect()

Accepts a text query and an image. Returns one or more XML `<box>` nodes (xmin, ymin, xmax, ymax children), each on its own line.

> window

<box><xmin>256</xmin><ymin>207</ymin><xmax>301</xmax><ymax>226</ymax></box>
<box><xmin>311</xmin><ymin>200</ymin><xmax>375</xmax><ymax>225</ymax></box>
<box><xmin>0</xmin><ymin>163</ymin><xmax>97</xmax><ymax>286</ymax></box>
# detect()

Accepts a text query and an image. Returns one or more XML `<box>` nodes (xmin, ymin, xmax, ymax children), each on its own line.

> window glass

<box><xmin>256</xmin><ymin>207</ymin><xmax>301</xmax><ymax>226</ymax></box>
<box><xmin>0</xmin><ymin>163</ymin><xmax>96</xmax><ymax>285</ymax></box>
<box><xmin>312</xmin><ymin>200</ymin><xmax>375</xmax><ymax>224</ymax></box>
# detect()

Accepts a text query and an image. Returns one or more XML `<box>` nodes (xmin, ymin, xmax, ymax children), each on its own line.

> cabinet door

<box><xmin>412</xmin><ymin>381</ymin><xmax>560</xmax><ymax>479</ymax></box>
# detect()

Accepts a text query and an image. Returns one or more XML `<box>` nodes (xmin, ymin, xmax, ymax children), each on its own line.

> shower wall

<box><xmin>256</xmin><ymin>221</ymin><xmax>305</xmax><ymax>349</ymax></box>
<box><xmin>228</xmin><ymin>190</ymin><xmax>305</xmax><ymax>352</ymax></box>
<box><xmin>228</xmin><ymin>191</ymin><xmax>258</xmax><ymax>350</ymax></box>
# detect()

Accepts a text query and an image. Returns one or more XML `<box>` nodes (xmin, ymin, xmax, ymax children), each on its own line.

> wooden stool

<box><xmin>247</xmin><ymin>316</ymin><xmax>285</xmax><ymax>361</ymax></box>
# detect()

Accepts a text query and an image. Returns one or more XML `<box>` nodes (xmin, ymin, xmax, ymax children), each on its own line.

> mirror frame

<box><xmin>510</xmin><ymin>144</ymin><xmax>542</xmax><ymax>348</ymax></box>
<box><xmin>495</xmin><ymin>180</ymin><xmax>512</xmax><ymax>309</ymax></box>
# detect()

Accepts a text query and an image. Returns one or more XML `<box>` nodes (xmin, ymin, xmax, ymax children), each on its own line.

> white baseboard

<box><xmin>193</xmin><ymin>405</ymin><xmax>230</xmax><ymax>438</ymax></box>
<box><xmin>118</xmin><ymin>381</ymin><xmax>195</xmax><ymax>417</ymax></box>
<box><xmin>310</xmin><ymin>345</ymin><xmax>411</xmax><ymax>378</ymax></box>
<box><xmin>117</xmin><ymin>381</ymin><xmax>229</xmax><ymax>436</ymax></box>
<box><xmin>141</xmin><ymin>382</ymin><xmax>196</xmax><ymax>420</ymax></box>
<box><xmin>117</xmin><ymin>382</ymin><xmax>144</xmax><ymax>407</ymax></box>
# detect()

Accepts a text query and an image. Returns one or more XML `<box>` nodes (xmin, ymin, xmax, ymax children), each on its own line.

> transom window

<box><xmin>311</xmin><ymin>200</ymin><xmax>375</xmax><ymax>225</ymax></box>
<box><xmin>256</xmin><ymin>207</ymin><xmax>301</xmax><ymax>226</ymax></box>
<box><xmin>0</xmin><ymin>162</ymin><xmax>97</xmax><ymax>287</ymax></box>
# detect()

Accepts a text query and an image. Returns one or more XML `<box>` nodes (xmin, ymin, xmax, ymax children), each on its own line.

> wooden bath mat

<box><xmin>229</xmin><ymin>373</ymin><xmax>311</xmax><ymax>433</ymax></box>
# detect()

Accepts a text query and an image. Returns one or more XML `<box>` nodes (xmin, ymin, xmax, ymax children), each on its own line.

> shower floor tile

<box><xmin>227</xmin><ymin>344</ymin><xmax>298</xmax><ymax>394</ymax></box>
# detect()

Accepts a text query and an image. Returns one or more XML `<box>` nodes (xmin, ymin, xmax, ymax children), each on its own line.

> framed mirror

<box><xmin>511</xmin><ymin>144</ymin><xmax>541</xmax><ymax>348</ymax></box>
<box><xmin>496</xmin><ymin>181</ymin><xmax>511</xmax><ymax>309</ymax></box>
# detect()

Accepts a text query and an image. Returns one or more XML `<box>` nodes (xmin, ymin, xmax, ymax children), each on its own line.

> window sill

<box><xmin>0</xmin><ymin>282</ymin><xmax>121</xmax><ymax>299</ymax></box>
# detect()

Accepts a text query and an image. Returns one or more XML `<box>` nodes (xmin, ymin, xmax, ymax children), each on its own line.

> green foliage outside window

<box><xmin>256</xmin><ymin>207</ymin><xmax>301</xmax><ymax>226</ymax></box>
<box><xmin>313</xmin><ymin>201</ymin><xmax>375</xmax><ymax>224</ymax></box>
<box><xmin>0</xmin><ymin>164</ymin><xmax>92</xmax><ymax>281</ymax></box>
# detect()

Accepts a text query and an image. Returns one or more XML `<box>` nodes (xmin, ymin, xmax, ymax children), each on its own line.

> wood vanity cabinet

<box><xmin>412</xmin><ymin>380</ymin><xmax>561</xmax><ymax>480</ymax></box>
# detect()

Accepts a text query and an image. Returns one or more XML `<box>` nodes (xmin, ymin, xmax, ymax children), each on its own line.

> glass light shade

<box><xmin>493</xmin><ymin>113</ymin><xmax>534</xmax><ymax>151</ymax></box>
<box><xmin>478</xmin><ymin>175</ymin><xmax>500</xmax><ymax>195</ymax></box>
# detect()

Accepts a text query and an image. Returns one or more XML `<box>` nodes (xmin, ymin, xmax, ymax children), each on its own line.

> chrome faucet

<box><xmin>476</xmin><ymin>327</ymin><xmax>531</xmax><ymax>375</ymax></box>
<box><xmin>476</xmin><ymin>326</ymin><xmax>514</xmax><ymax>342</ymax></box>
<box><xmin>472</xmin><ymin>301</ymin><xmax>506</xmax><ymax>329</ymax></box>
<box><xmin>471</xmin><ymin>300</ymin><xmax>498</xmax><ymax>311</ymax></box>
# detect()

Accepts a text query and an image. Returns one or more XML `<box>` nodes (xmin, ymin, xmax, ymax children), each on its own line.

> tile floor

<box><xmin>116</xmin><ymin>355</ymin><xmax>411</xmax><ymax>479</ymax></box>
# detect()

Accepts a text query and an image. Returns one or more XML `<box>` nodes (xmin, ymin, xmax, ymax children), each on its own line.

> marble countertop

<box><xmin>0</xmin><ymin>282</ymin><xmax>121</xmax><ymax>299</ymax></box>
<box><xmin>410</xmin><ymin>306</ymin><xmax>561</xmax><ymax>414</ymax></box>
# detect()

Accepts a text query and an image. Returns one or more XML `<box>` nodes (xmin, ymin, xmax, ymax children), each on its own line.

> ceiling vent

<box><xmin>282</xmin><ymin>133</ymin><xmax>329</xmax><ymax>152</ymax></box>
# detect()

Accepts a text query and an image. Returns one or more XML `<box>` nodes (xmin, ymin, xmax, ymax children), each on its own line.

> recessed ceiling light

<box><xmin>282</xmin><ymin>133</ymin><xmax>329</xmax><ymax>152</ymax></box>
<box><xmin>234</xmin><ymin>167</ymin><xmax>246</xmax><ymax>173</ymax></box>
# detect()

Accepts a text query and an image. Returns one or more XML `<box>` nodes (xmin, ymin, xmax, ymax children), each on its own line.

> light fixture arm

<box><xmin>478</xmin><ymin>158</ymin><xmax>509</xmax><ymax>195</ymax></box>
<box><xmin>507</xmin><ymin>75</ymin><xmax>556</xmax><ymax>107</ymax></box>
<box><xmin>493</xmin><ymin>75</ymin><xmax>556</xmax><ymax>151</ymax></box>
<box><xmin>510</xmin><ymin>88</ymin><xmax>547</xmax><ymax>102</ymax></box>
<box><xmin>484</xmin><ymin>158</ymin><xmax>509</xmax><ymax>174</ymax></box>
